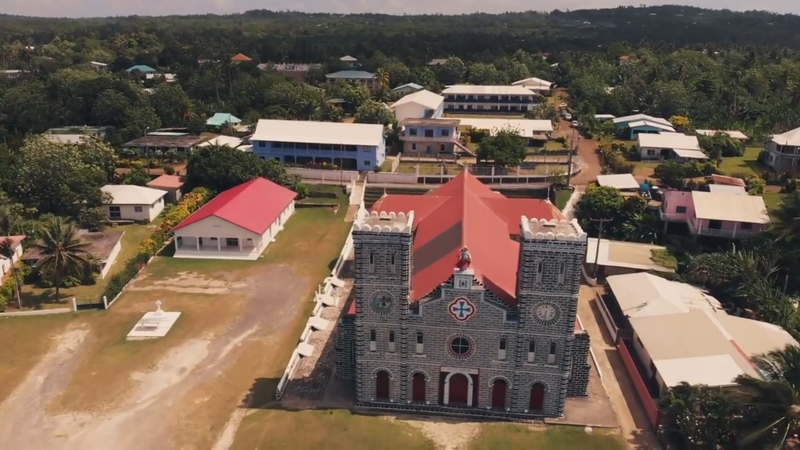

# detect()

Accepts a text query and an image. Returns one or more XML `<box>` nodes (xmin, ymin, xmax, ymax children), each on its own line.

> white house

<box><xmin>391</xmin><ymin>83</ymin><xmax>424</xmax><ymax>96</ymax></box>
<box><xmin>101</xmin><ymin>185</ymin><xmax>167</xmax><ymax>222</ymax></box>
<box><xmin>390</xmin><ymin>90</ymin><xmax>445</xmax><ymax>122</ymax></box>
<box><xmin>511</xmin><ymin>77</ymin><xmax>553</xmax><ymax>95</ymax></box>
<box><xmin>172</xmin><ymin>178</ymin><xmax>297</xmax><ymax>260</ymax></box>
<box><xmin>637</xmin><ymin>133</ymin><xmax>706</xmax><ymax>162</ymax></box>
<box><xmin>0</xmin><ymin>235</ymin><xmax>25</xmax><ymax>279</ymax></box>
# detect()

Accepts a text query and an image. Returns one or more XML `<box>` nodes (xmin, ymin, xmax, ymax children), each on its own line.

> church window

<box><xmin>498</xmin><ymin>338</ymin><xmax>507</xmax><ymax>361</ymax></box>
<box><xmin>388</xmin><ymin>331</ymin><xmax>396</xmax><ymax>353</ymax></box>
<box><xmin>528</xmin><ymin>340</ymin><xmax>536</xmax><ymax>363</ymax></box>
<box><xmin>548</xmin><ymin>342</ymin><xmax>557</xmax><ymax>364</ymax></box>
<box><xmin>368</xmin><ymin>250</ymin><xmax>375</xmax><ymax>273</ymax></box>
<box><xmin>558</xmin><ymin>262</ymin><xmax>566</xmax><ymax>284</ymax></box>
<box><xmin>370</xmin><ymin>330</ymin><xmax>377</xmax><ymax>352</ymax></box>
<box><xmin>535</xmin><ymin>261</ymin><xmax>543</xmax><ymax>283</ymax></box>
<box><xmin>390</xmin><ymin>252</ymin><xmax>397</xmax><ymax>274</ymax></box>
<box><xmin>416</xmin><ymin>332</ymin><xmax>424</xmax><ymax>354</ymax></box>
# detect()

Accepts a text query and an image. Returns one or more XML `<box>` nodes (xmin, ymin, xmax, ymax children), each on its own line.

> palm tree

<box><xmin>732</xmin><ymin>344</ymin><xmax>800</xmax><ymax>449</ymax></box>
<box><xmin>0</xmin><ymin>206</ymin><xmax>24</xmax><ymax>309</ymax></box>
<box><xmin>771</xmin><ymin>191</ymin><xmax>800</xmax><ymax>244</ymax></box>
<box><xmin>375</xmin><ymin>68</ymin><xmax>390</xmax><ymax>91</ymax></box>
<box><xmin>32</xmin><ymin>217</ymin><xmax>90</xmax><ymax>303</ymax></box>
<box><xmin>619</xmin><ymin>213</ymin><xmax>660</xmax><ymax>244</ymax></box>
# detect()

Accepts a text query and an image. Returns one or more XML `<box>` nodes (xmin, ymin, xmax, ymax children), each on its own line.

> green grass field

<box><xmin>469</xmin><ymin>424</ymin><xmax>625</xmax><ymax>450</ymax></box>
<box><xmin>717</xmin><ymin>147</ymin><xmax>765</xmax><ymax>177</ymax></box>
<box><xmin>556</xmin><ymin>189</ymin><xmax>572</xmax><ymax>210</ymax></box>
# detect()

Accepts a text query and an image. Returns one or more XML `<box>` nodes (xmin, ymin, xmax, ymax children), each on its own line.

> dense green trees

<box><xmin>31</xmin><ymin>217</ymin><xmax>91</xmax><ymax>302</ymax></box>
<box><xmin>476</xmin><ymin>129</ymin><xmax>527</xmax><ymax>167</ymax></box>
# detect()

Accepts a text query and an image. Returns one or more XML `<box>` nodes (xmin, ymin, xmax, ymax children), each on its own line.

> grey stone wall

<box><xmin>347</xmin><ymin>221</ymin><xmax>589</xmax><ymax>418</ymax></box>
<box><xmin>335</xmin><ymin>312</ymin><xmax>356</xmax><ymax>380</ymax></box>
<box><xmin>567</xmin><ymin>330</ymin><xmax>591</xmax><ymax>397</ymax></box>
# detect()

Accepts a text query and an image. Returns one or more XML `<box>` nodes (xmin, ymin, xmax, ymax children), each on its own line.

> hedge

<box><xmin>101</xmin><ymin>187</ymin><xmax>213</xmax><ymax>302</ymax></box>
<box><xmin>0</xmin><ymin>264</ymin><xmax>32</xmax><ymax>311</ymax></box>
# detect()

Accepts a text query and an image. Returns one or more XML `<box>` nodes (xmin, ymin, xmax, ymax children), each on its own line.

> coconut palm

<box><xmin>771</xmin><ymin>191</ymin><xmax>800</xmax><ymax>244</ymax></box>
<box><xmin>732</xmin><ymin>344</ymin><xmax>800</xmax><ymax>448</ymax></box>
<box><xmin>32</xmin><ymin>217</ymin><xmax>90</xmax><ymax>302</ymax></box>
<box><xmin>375</xmin><ymin>68</ymin><xmax>390</xmax><ymax>91</ymax></box>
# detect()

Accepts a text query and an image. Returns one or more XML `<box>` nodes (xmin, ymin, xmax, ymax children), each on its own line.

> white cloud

<box><xmin>2</xmin><ymin>0</ymin><xmax>798</xmax><ymax>18</ymax></box>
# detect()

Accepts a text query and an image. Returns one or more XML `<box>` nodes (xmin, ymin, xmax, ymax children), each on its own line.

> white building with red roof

<box><xmin>172</xmin><ymin>178</ymin><xmax>296</xmax><ymax>260</ymax></box>
<box><xmin>335</xmin><ymin>172</ymin><xmax>592</xmax><ymax>419</ymax></box>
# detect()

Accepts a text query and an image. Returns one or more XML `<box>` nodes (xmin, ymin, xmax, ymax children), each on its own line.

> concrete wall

<box><xmin>253</xmin><ymin>140</ymin><xmax>385</xmax><ymax>171</ymax></box>
<box><xmin>99</xmin><ymin>236</ymin><xmax>123</xmax><ymax>279</ymax></box>
<box><xmin>106</xmin><ymin>198</ymin><xmax>165</xmax><ymax>222</ymax></box>
<box><xmin>366</xmin><ymin>172</ymin><xmax>418</xmax><ymax>184</ymax></box>
<box><xmin>0</xmin><ymin>243</ymin><xmax>23</xmax><ymax>278</ymax></box>
<box><xmin>661</xmin><ymin>190</ymin><xmax>694</xmax><ymax>220</ymax></box>
<box><xmin>288</xmin><ymin>168</ymin><xmax>359</xmax><ymax>181</ymax></box>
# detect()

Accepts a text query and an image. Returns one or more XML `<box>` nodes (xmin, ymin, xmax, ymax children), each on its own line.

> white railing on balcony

<box><xmin>659</xmin><ymin>209</ymin><xmax>688</xmax><ymax>222</ymax></box>
<box><xmin>400</xmin><ymin>134</ymin><xmax>458</xmax><ymax>142</ymax></box>
<box><xmin>687</xmin><ymin>220</ymin><xmax>758</xmax><ymax>238</ymax></box>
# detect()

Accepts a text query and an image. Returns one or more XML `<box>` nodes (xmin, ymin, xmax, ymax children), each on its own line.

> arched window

<box><xmin>548</xmin><ymin>342</ymin><xmax>557</xmax><ymax>364</ymax></box>
<box><xmin>388</xmin><ymin>330</ymin><xmax>396</xmax><ymax>353</ymax></box>
<box><xmin>369</xmin><ymin>330</ymin><xmax>377</xmax><ymax>352</ymax></box>
<box><xmin>528</xmin><ymin>340</ymin><xmax>536</xmax><ymax>363</ymax></box>
<box><xmin>558</xmin><ymin>261</ymin><xmax>566</xmax><ymax>284</ymax></box>
<box><xmin>416</xmin><ymin>332</ymin><xmax>424</xmax><ymax>354</ymax></box>
<box><xmin>498</xmin><ymin>338</ymin><xmax>507</xmax><ymax>361</ymax></box>
<box><xmin>535</xmin><ymin>260</ymin><xmax>543</xmax><ymax>282</ymax></box>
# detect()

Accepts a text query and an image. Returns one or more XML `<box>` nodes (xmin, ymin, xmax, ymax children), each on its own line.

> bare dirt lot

<box><xmin>0</xmin><ymin>200</ymin><xmax>352</xmax><ymax>450</ymax></box>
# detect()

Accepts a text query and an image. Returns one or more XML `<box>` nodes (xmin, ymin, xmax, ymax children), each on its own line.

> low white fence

<box><xmin>390</xmin><ymin>153</ymin><xmax>402</xmax><ymax>172</ymax></box>
<box><xmin>275</xmin><ymin>182</ymin><xmax>365</xmax><ymax>400</ymax></box>
<box><xmin>366</xmin><ymin>172</ymin><xmax>418</xmax><ymax>184</ymax></box>
<box><xmin>288</xmin><ymin>168</ymin><xmax>359</xmax><ymax>182</ymax></box>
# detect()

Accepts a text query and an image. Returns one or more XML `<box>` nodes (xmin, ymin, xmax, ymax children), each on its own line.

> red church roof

<box><xmin>371</xmin><ymin>173</ymin><xmax>563</xmax><ymax>306</ymax></box>
<box><xmin>231</xmin><ymin>53</ymin><xmax>252</xmax><ymax>62</ymax></box>
<box><xmin>173</xmin><ymin>178</ymin><xmax>296</xmax><ymax>234</ymax></box>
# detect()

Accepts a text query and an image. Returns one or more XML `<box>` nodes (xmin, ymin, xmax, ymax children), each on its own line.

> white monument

<box><xmin>126</xmin><ymin>300</ymin><xmax>181</xmax><ymax>340</ymax></box>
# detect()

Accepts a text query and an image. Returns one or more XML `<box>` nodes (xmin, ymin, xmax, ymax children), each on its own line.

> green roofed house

<box><xmin>126</xmin><ymin>65</ymin><xmax>156</xmax><ymax>74</ymax></box>
<box><xmin>206</xmin><ymin>113</ymin><xmax>242</xmax><ymax>128</ymax></box>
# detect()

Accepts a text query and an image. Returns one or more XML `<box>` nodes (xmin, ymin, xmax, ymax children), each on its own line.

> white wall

<box><xmin>366</xmin><ymin>172</ymin><xmax>418</xmax><ymax>184</ymax></box>
<box><xmin>106</xmin><ymin>197</ymin><xmax>165</xmax><ymax>222</ymax></box>
<box><xmin>393</xmin><ymin>102</ymin><xmax>428</xmax><ymax>122</ymax></box>
<box><xmin>0</xmin><ymin>243</ymin><xmax>23</xmax><ymax>277</ymax></box>
<box><xmin>99</xmin><ymin>237</ymin><xmax>123</xmax><ymax>279</ymax></box>
<box><xmin>287</xmin><ymin>168</ymin><xmax>359</xmax><ymax>181</ymax></box>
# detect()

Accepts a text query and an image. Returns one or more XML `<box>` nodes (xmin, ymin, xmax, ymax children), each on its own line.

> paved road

<box><xmin>578</xmin><ymin>285</ymin><xmax>660</xmax><ymax>449</ymax></box>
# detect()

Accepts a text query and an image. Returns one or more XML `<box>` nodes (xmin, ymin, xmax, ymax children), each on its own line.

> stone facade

<box><xmin>336</xmin><ymin>210</ymin><xmax>590</xmax><ymax>419</ymax></box>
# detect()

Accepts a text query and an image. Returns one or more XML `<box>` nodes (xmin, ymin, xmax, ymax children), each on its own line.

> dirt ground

<box><xmin>0</xmin><ymin>264</ymin><xmax>311</xmax><ymax>449</ymax></box>
<box><xmin>556</xmin><ymin>119</ymin><xmax>602</xmax><ymax>186</ymax></box>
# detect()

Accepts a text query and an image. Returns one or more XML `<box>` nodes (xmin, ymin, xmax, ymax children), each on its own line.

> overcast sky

<box><xmin>2</xmin><ymin>0</ymin><xmax>798</xmax><ymax>18</ymax></box>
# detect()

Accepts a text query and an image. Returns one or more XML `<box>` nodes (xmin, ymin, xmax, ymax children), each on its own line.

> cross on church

<box><xmin>449</xmin><ymin>298</ymin><xmax>476</xmax><ymax>322</ymax></box>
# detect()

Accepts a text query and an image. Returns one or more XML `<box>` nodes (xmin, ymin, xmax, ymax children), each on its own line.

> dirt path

<box><xmin>389</xmin><ymin>416</ymin><xmax>482</xmax><ymax>450</ymax></box>
<box><xmin>577</xmin><ymin>285</ymin><xmax>659</xmax><ymax>449</ymax></box>
<box><xmin>556</xmin><ymin>119</ymin><xmax>602</xmax><ymax>186</ymax></box>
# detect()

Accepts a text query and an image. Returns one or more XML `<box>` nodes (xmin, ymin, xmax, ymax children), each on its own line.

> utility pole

<box><xmin>589</xmin><ymin>218</ymin><xmax>613</xmax><ymax>279</ymax></box>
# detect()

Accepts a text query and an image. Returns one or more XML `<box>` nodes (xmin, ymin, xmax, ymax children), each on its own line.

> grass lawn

<box><xmin>763</xmin><ymin>192</ymin><xmax>785</xmax><ymax>217</ymax></box>
<box><xmin>556</xmin><ymin>189</ymin><xmax>572</xmax><ymax>210</ymax></box>
<box><xmin>469</xmin><ymin>424</ymin><xmax>625</xmax><ymax>450</ymax></box>
<box><xmin>231</xmin><ymin>409</ymin><xmax>434</xmax><ymax>449</ymax></box>
<box><xmin>632</xmin><ymin>161</ymin><xmax>660</xmax><ymax>180</ymax></box>
<box><xmin>19</xmin><ymin>219</ymin><xmax>164</xmax><ymax>308</ymax></box>
<box><xmin>717</xmin><ymin>147</ymin><xmax>765</xmax><ymax>177</ymax></box>
<box><xmin>380</xmin><ymin>159</ymin><xmax>395</xmax><ymax>172</ymax></box>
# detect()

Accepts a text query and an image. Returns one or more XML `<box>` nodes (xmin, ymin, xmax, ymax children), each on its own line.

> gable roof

<box><xmin>147</xmin><ymin>174</ymin><xmax>184</xmax><ymax>189</ymax></box>
<box><xmin>325</xmin><ymin>70</ymin><xmax>375</xmax><ymax>80</ymax></box>
<box><xmin>206</xmin><ymin>113</ymin><xmax>242</xmax><ymax>126</ymax></box>
<box><xmin>637</xmin><ymin>132</ymin><xmax>700</xmax><ymax>151</ymax></box>
<box><xmin>126</xmin><ymin>64</ymin><xmax>156</xmax><ymax>73</ymax></box>
<box><xmin>340</xmin><ymin>55</ymin><xmax>358</xmax><ymax>62</ymax></box>
<box><xmin>101</xmin><ymin>185</ymin><xmax>167</xmax><ymax>205</ymax></box>
<box><xmin>390</xmin><ymin>90</ymin><xmax>444</xmax><ymax>111</ymax></box>
<box><xmin>173</xmin><ymin>178</ymin><xmax>296</xmax><ymax>235</ymax></box>
<box><xmin>691</xmin><ymin>191</ymin><xmax>770</xmax><ymax>224</ymax></box>
<box><xmin>231</xmin><ymin>53</ymin><xmax>252</xmax><ymax>62</ymax></box>
<box><xmin>392</xmin><ymin>83</ymin><xmax>423</xmax><ymax>91</ymax></box>
<box><xmin>198</xmin><ymin>135</ymin><xmax>243</xmax><ymax>148</ymax></box>
<box><xmin>627</xmin><ymin>120</ymin><xmax>676</xmax><ymax>132</ymax></box>
<box><xmin>370</xmin><ymin>172</ymin><xmax>563</xmax><ymax>305</ymax></box>
<box><xmin>613</xmin><ymin>114</ymin><xmax>672</xmax><ymax>127</ymax></box>
<box><xmin>511</xmin><ymin>77</ymin><xmax>552</xmax><ymax>89</ymax></box>
<box><xmin>710</xmin><ymin>174</ymin><xmax>747</xmax><ymax>187</ymax></box>
<box><xmin>771</xmin><ymin>126</ymin><xmax>800</xmax><ymax>146</ymax></box>
<box><xmin>695</xmin><ymin>129</ymin><xmax>749</xmax><ymax>140</ymax></box>
<box><xmin>252</xmin><ymin>120</ymin><xmax>383</xmax><ymax>147</ymax></box>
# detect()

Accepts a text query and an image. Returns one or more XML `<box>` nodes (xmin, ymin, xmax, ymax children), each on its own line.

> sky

<box><xmin>1</xmin><ymin>0</ymin><xmax>798</xmax><ymax>18</ymax></box>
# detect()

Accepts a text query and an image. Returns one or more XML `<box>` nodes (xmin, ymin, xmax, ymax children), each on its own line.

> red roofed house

<box><xmin>147</xmin><ymin>174</ymin><xmax>185</xmax><ymax>203</ymax></box>
<box><xmin>231</xmin><ymin>53</ymin><xmax>252</xmax><ymax>63</ymax></box>
<box><xmin>172</xmin><ymin>178</ymin><xmax>296</xmax><ymax>260</ymax></box>
<box><xmin>334</xmin><ymin>172</ymin><xmax>592</xmax><ymax>419</ymax></box>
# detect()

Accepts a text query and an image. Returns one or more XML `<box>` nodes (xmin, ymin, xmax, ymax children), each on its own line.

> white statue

<box><xmin>155</xmin><ymin>300</ymin><xmax>163</xmax><ymax>312</ymax></box>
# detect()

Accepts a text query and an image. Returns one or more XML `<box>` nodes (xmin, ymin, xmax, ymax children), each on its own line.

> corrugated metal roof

<box><xmin>102</xmin><ymin>185</ymin><xmax>167</xmax><ymax>205</ymax></box>
<box><xmin>707</xmin><ymin>184</ymin><xmax>746</xmax><ymax>195</ymax></box>
<box><xmin>391</xmin><ymin>90</ymin><xmax>444</xmax><ymax>110</ymax></box>
<box><xmin>627</xmin><ymin>120</ymin><xmax>676</xmax><ymax>132</ymax></box>
<box><xmin>613</xmin><ymin>114</ymin><xmax>672</xmax><ymax>127</ymax></box>
<box><xmin>325</xmin><ymin>70</ymin><xmax>375</xmax><ymax>79</ymax></box>
<box><xmin>442</xmin><ymin>85</ymin><xmax>535</xmax><ymax>96</ymax></box>
<box><xmin>695</xmin><ymin>129</ymin><xmax>749</xmax><ymax>140</ymax></box>
<box><xmin>606</xmin><ymin>272</ymin><xmax>721</xmax><ymax>318</ymax></box>
<box><xmin>251</xmin><ymin>120</ymin><xmax>384</xmax><ymax>147</ymax></box>
<box><xmin>596</xmin><ymin>173</ymin><xmax>639</xmax><ymax>190</ymax></box>
<box><xmin>771</xmin><ymin>126</ymin><xmax>800</xmax><ymax>146</ymax></box>
<box><xmin>637</xmin><ymin>132</ymin><xmax>700</xmax><ymax>151</ymax></box>
<box><xmin>691</xmin><ymin>191</ymin><xmax>770</xmax><ymax>224</ymax></box>
<box><xmin>457</xmin><ymin>118</ymin><xmax>553</xmax><ymax>135</ymax></box>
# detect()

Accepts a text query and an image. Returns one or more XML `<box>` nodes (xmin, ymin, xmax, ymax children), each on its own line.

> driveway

<box><xmin>577</xmin><ymin>285</ymin><xmax>660</xmax><ymax>449</ymax></box>
<box><xmin>556</xmin><ymin>118</ymin><xmax>602</xmax><ymax>186</ymax></box>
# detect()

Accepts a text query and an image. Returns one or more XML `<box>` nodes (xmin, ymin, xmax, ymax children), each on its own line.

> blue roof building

<box><xmin>206</xmin><ymin>113</ymin><xmax>242</xmax><ymax>127</ymax></box>
<box><xmin>391</xmin><ymin>83</ymin><xmax>424</xmax><ymax>95</ymax></box>
<box><xmin>126</xmin><ymin>65</ymin><xmax>156</xmax><ymax>74</ymax></box>
<box><xmin>325</xmin><ymin>70</ymin><xmax>377</xmax><ymax>89</ymax></box>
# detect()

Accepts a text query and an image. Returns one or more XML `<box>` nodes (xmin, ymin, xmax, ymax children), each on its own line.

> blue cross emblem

<box><xmin>449</xmin><ymin>297</ymin><xmax>476</xmax><ymax>322</ymax></box>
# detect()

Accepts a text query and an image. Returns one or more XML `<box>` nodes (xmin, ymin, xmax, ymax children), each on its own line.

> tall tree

<box><xmin>772</xmin><ymin>191</ymin><xmax>800</xmax><ymax>244</ymax></box>
<box><xmin>475</xmin><ymin>128</ymin><xmax>527</xmax><ymax>167</ymax></box>
<box><xmin>32</xmin><ymin>217</ymin><xmax>90</xmax><ymax>302</ymax></box>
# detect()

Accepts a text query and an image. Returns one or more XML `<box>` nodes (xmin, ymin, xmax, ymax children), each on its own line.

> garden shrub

<box><xmin>0</xmin><ymin>264</ymin><xmax>32</xmax><ymax>310</ymax></box>
<box><xmin>307</xmin><ymin>191</ymin><xmax>338</xmax><ymax>199</ymax></box>
<box><xmin>162</xmin><ymin>164</ymin><xmax>176</xmax><ymax>175</ymax></box>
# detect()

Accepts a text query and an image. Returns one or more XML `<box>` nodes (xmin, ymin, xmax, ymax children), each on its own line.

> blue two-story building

<box><xmin>250</xmin><ymin>120</ymin><xmax>386</xmax><ymax>171</ymax></box>
<box><xmin>399</xmin><ymin>118</ymin><xmax>463</xmax><ymax>157</ymax></box>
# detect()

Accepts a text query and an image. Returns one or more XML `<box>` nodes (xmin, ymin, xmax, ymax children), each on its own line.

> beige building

<box><xmin>101</xmin><ymin>185</ymin><xmax>167</xmax><ymax>222</ymax></box>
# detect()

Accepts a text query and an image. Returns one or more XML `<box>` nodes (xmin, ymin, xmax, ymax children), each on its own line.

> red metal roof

<box><xmin>710</xmin><ymin>174</ymin><xmax>747</xmax><ymax>187</ymax></box>
<box><xmin>147</xmin><ymin>174</ymin><xmax>184</xmax><ymax>189</ymax></box>
<box><xmin>231</xmin><ymin>53</ymin><xmax>252</xmax><ymax>62</ymax></box>
<box><xmin>173</xmin><ymin>178</ymin><xmax>296</xmax><ymax>234</ymax></box>
<box><xmin>371</xmin><ymin>173</ymin><xmax>562</xmax><ymax>306</ymax></box>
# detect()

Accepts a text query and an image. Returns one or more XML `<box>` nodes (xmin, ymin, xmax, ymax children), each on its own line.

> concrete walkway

<box><xmin>578</xmin><ymin>285</ymin><xmax>660</xmax><ymax>449</ymax></box>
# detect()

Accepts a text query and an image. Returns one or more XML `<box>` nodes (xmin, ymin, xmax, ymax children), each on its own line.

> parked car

<box><xmin>571</xmin><ymin>120</ymin><xmax>579</xmax><ymax>128</ymax></box>
<box><xmin>560</xmin><ymin>102</ymin><xmax>567</xmax><ymax>108</ymax></box>
<box><xmin>564</xmin><ymin>113</ymin><xmax>573</xmax><ymax>120</ymax></box>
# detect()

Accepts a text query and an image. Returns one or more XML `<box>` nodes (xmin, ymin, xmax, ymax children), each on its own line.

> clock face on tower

<box><xmin>532</xmin><ymin>302</ymin><xmax>561</xmax><ymax>326</ymax></box>
<box><xmin>370</xmin><ymin>291</ymin><xmax>394</xmax><ymax>315</ymax></box>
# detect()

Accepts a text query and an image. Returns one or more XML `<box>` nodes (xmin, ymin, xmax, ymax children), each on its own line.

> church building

<box><xmin>335</xmin><ymin>173</ymin><xmax>591</xmax><ymax>418</ymax></box>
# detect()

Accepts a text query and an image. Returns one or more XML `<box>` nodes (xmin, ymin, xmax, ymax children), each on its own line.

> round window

<box><xmin>448</xmin><ymin>336</ymin><xmax>474</xmax><ymax>359</ymax></box>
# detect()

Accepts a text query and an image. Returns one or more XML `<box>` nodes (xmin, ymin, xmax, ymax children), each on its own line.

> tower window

<box><xmin>416</xmin><ymin>332</ymin><xmax>424</xmax><ymax>354</ymax></box>
<box><xmin>390</xmin><ymin>252</ymin><xmax>396</xmax><ymax>274</ymax></box>
<box><xmin>528</xmin><ymin>340</ymin><xmax>536</xmax><ymax>363</ymax></box>
<box><xmin>535</xmin><ymin>261</ymin><xmax>543</xmax><ymax>283</ymax></box>
<box><xmin>548</xmin><ymin>342</ymin><xmax>557</xmax><ymax>365</ymax></box>
<box><xmin>498</xmin><ymin>338</ymin><xmax>507</xmax><ymax>361</ymax></box>
<box><xmin>368</xmin><ymin>250</ymin><xmax>375</xmax><ymax>273</ymax></box>
<box><xmin>558</xmin><ymin>262</ymin><xmax>566</xmax><ymax>284</ymax></box>
<box><xmin>370</xmin><ymin>330</ymin><xmax>377</xmax><ymax>352</ymax></box>
<box><xmin>388</xmin><ymin>330</ymin><xmax>396</xmax><ymax>353</ymax></box>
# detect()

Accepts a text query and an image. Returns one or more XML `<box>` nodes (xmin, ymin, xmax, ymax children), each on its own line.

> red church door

<box><xmin>448</xmin><ymin>373</ymin><xmax>469</xmax><ymax>405</ymax></box>
<box><xmin>412</xmin><ymin>373</ymin><xmax>426</xmax><ymax>402</ymax></box>
<box><xmin>491</xmin><ymin>379</ymin><xmax>507</xmax><ymax>409</ymax></box>
<box><xmin>376</xmin><ymin>371</ymin><xmax>390</xmax><ymax>400</ymax></box>
<box><xmin>529</xmin><ymin>383</ymin><xmax>545</xmax><ymax>411</ymax></box>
